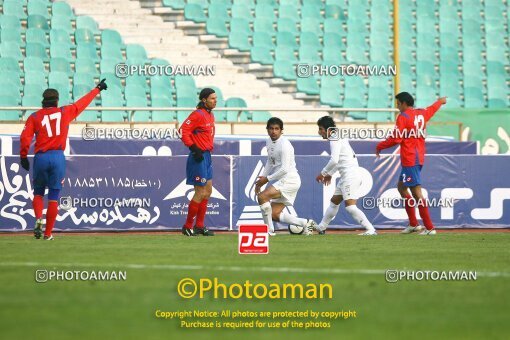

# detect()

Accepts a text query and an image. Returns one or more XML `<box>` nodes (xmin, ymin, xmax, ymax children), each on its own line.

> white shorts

<box><xmin>334</xmin><ymin>172</ymin><xmax>362</xmax><ymax>200</ymax></box>
<box><xmin>271</xmin><ymin>172</ymin><xmax>301</xmax><ymax>206</ymax></box>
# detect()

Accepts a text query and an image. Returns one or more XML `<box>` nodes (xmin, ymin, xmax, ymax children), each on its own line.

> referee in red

<box><xmin>179</xmin><ymin>88</ymin><xmax>217</xmax><ymax>236</ymax></box>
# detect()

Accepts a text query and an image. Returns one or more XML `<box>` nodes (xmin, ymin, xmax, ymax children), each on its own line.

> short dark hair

<box><xmin>317</xmin><ymin>115</ymin><xmax>336</xmax><ymax>129</ymax></box>
<box><xmin>266</xmin><ymin>117</ymin><xmax>283</xmax><ymax>130</ymax></box>
<box><xmin>395</xmin><ymin>92</ymin><xmax>414</xmax><ymax>107</ymax></box>
<box><xmin>42</xmin><ymin>88</ymin><xmax>59</xmax><ymax>108</ymax></box>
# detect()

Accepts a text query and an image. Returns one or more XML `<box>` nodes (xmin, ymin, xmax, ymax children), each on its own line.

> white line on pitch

<box><xmin>0</xmin><ymin>262</ymin><xmax>509</xmax><ymax>278</ymax></box>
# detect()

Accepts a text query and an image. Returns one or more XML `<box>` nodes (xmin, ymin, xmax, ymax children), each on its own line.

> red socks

<box><xmin>33</xmin><ymin>195</ymin><xmax>44</xmax><ymax>219</ymax></box>
<box><xmin>44</xmin><ymin>200</ymin><xmax>58</xmax><ymax>237</ymax></box>
<box><xmin>403</xmin><ymin>193</ymin><xmax>419</xmax><ymax>227</ymax></box>
<box><xmin>195</xmin><ymin>199</ymin><xmax>208</xmax><ymax>228</ymax></box>
<box><xmin>184</xmin><ymin>200</ymin><xmax>200</xmax><ymax>229</ymax></box>
<box><xmin>418</xmin><ymin>202</ymin><xmax>435</xmax><ymax>230</ymax></box>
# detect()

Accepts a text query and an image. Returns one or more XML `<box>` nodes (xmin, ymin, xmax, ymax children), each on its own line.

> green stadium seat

<box><xmin>0</xmin><ymin>42</ymin><xmax>23</xmax><ymax>61</ymax></box>
<box><xmin>254</xmin><ymin>18</ymin><xmax>275</xmax><ymax>35</ymax></box>
<box><xmin>184</xmin><ymin>4</ymin><xmax>207</xmax><ymax>23</ymax></box>
<box><xmin>324</xmin><ymin>18</ymin><xmax>345</xmax><ymax>35</ymax></box>
<box><xmin>251</xmin><ymin>46</ymin><xmax>274</xmax><ymax>64</ymax></box>
<box><xmin>75</xmin><ymin>28</ymin><xmax>96</xmax><ymax>45</ymax></box>
<box><xmin>22</xmin><ymin>95</ymin><xmax>43</xmax><ymax>107</ymax></box>
<box><xmin>257</xmin><ymin>0</ymin><xmax>277</xmax><ymax>7</ymax></box>
<box><xmin>301</xmin><ymin>18</ymin><xmax>323</xmax><ymax>36</ymax></box>
<box><xmin>52</xmin><ymin>2</ymin><xmax>75</xmax><ymax>19</ymax></box>
<box><xmin>26</xmin><ymin>28</ymin><xmax>50</xmax><ymax>47</ymax></box>
<box><xmin>344</xmin><ymin>99</ymin><xmax>366</xmax><ymax>119</ymax></box>
<box><xmin>231</xmin><ymin>4</ymin><xmax>253</xmax><ymax>19</ymax></box>
<box><xmin>323</xmin><ymin>46</ymin><xmax>346</xmax><ymax>63</ymax></box>
<box><xmin>486</xmin><ymin>61</ymin><xmax>505</xmax><ymax>76</ymax></box>
<box><xmin>127</xmin><ymin>97</ymin><xmax>151</xmax><ymax>122</ymax></box>
<box><xmin>76</xmin><ymin>16</ymin><xmax>100</xmax><ymax>34</ymax></box>
<box><xmin>150</xmin><ymin>74</ymin><xmax>172</xmax><ymax>88</ymax></box>
<box><xmin>206</xmin><ymin>18</ymin><xmax>229</xmax><ymax>37</ymax></box>
<box><xmin>346</xmin><ymin>45</ymin><xmax>369</xmax><ymax>64</ymax></box>
<box><xmin>370</xmin><ymin>46</ymin><xmax>392</xmax><ymax>63</ymax></box>
<box><xmin>188</xmin><ymin>0</ymin><xmax>209</xmax><ymax>8</ymax></box>
<box><xmin>72</xmin><ymin>84</ymin><xmax>91</xmax><ymax>99</ymax></box>
<box><xmin>162</xmin><ymin>0</ymin><xmax>185</xmax><ymax>10</ymax></box>
<box><xmin>5</xmin><ymin>70</ymin><xmax>22</xmax><ymax>91</ymax></box>
<box><xmin>281</xmin><ymin>0</ymin><xmax>301</xmax><ymax>6</ymax></box>
<box><xmin>99</xmin><ymin>58</ymin><xmax>120</xmax><ymax>74</ymax></box>
<box><xmin>125</xmin><ymin>77</ymin><xmax>148</xmax><ymax>93</ymax></box>
<box><xmin>230</xmin><ymin>18</ymin><xmax>252</xmax><ymax>35</ymax></box>
<box><xmin>24</xmin><ymin>71</ymin><xmax>47</xmax><ymax>87</ymax></box>
<box><xmin>101</xmin><ymin>29</ymin><xmax>123</xmax><ymax>46</ymax></box>
<box><xmin>228</xmin><ymin>31</ymin><xmax>251</xmax><ymax>51</ymax></box>
<box><xmin>73</xmin><ymin>72</ymin><xmax>96</xmax><ymax>87</ymax></box>
<box><xmin>486</xmin><ymin>46</ymin><xmax>509</xmax><ymax>63</ymax></box>
<box><xmin>253</xmin><ymin>32</ymin><xmax>275</xmax><ymax>48</ymax></box>
<box><xmin>151</xmin><ymin>85</ymin><xmax>172</xmax><ymax>101</ymax></box>
<box><xmin>279</xmin><ymin>5</ymin><xmax>299</xmax><ymax>19</ymax></box>
<box><xmin>101</xmin><ymin>94</ymin><xmax>126</xmax><ymax>122</ymax></box>
<box><xmin>176</xmin><ymin>97</ymin><xmax>195</xmax><ymax>122</ymax></box>
<box><xmin>0</xmin><ymin>96</ymin><xmax>21</xmax><ymax>121</ymax></box>
<box><xmin>325</xmin><ymin>5</ymin><xmax>345</xmax><ymax>20</ymax></box>
<box><xmin>49</xmin><ymin>29</ymin><xmax>72</xmax><ymax>46</ymax></box>
<box><xmin>0</xmin><ymin>57</ymin><xmax>21</xmax><ymax>74</ymax></box>
<box><xmin>298</xmin><ymin>47</ymin><xmax>321</xmax><ymax>63</ymax></box>
<box><xmin>276</xmin><ymin>18</ymin><xmax>298</xmax><ymax>35</ymax></box>
<box><xmin>49</xmin><ymin>58</ymin><xmax>71</xmax><ymax>75</ymax></box>
<box><xmin>255</xmin><ymin>4</ymin><xmax>276</xmax><ymax>20</ymax></box>
<box><xmin>1</xmin><ymin>29</ymin><xmax>23</xmax><ymax>47</ymax></box>
<box><xmin>273</xmin><ymin>60</ymin><xmax>296</xmax><ymax>80</ymax></box>
<box><xmin>26</xmin><ymin>42</ymin><xmax>49</xmax><ymax>62</ymax></box>
<box><xmin>233</xmin><ymin>0</ymin><xmax>254</xmax><ymax>8</ymax></box>
<box><xmin>101</xmin><ymin>45</ymin><xmax>123</xmax><ymax>60</ymax></box>
<box><xmin>275</xmin><ymin>46</ymin><xmax>297</xmax><ymax>61</ymax></box>
<box><xmin>320</xmin><ymin>87</ymin><xmax>342</xmax><ymax>106</ymax></box>
<box><xmin>51</xmin><ymin>16</ymin><xmax>73</xmax><ymax>33</ymax></box>
<box><xmin>50</xmin><ymin>43</ymin><xmax>73</xmax><ymax>61</ymax></box>
<box><xmin>77</xmin><ymin>43</ymin><xmax>99</xmax><ymax>61</ymax></box>
<box><xmin>439</xmin><ymin>18</ymin><xmax>459</xmax><ymax>35</ymax></box>
<box><xmin>276</xmin><ymin>31</ymin><xmax>298</xmax><ymax>50</ymax></box>
<box><xmin>251</xmin><ymin>111</ymin><xmax>271</xmax><ymax>122</ymax></box>
<box><xmin>24</xmin><ymin>83</ymin><xmax>45</xmax><ymax>97</ymax></box>
<box><xmin>208</xmin><ymin>4</ymin><xmax>229</xmax><ymax>20</ymax></box>
<box><xmin>464</xmin><ymin>87</ymin><xmax>485</xmax><ymax>108</ymax></box>
<box><xmin>151</xmin><ymin>98</ymin><xmax>176</xmax><ymax>122</ymax></box>
<box><xmin>400</xmin><ymin>74</ymin><xmax>414</xmax><ymax>91</ymax></box>
<box><xmin>0</xmin><ymin>15</ymin><xmax>22</xmax><ymax>31</ymax></box>
<box><xmin>440</xmin><ymin>33</ymin><xmax>459</xmax><ymax>48</ymax></box>
<box><xmin>296</xmin><ymin>76</ymin><xmax>320</xmax><ymax>95</ymax></box>
<box><xmin>75</xmin><ymin>108</ymin><xmax>100</xmax><ymax>122</ymax></box>
<box><xmin>225</xmin><ymin>97</ymin><xmax>248</xmax><ymax>122</ymax></box>
<box><xmin>301</xmin><ymin>4</ymin><xmax>322</xmax><ymax>19</ymax></box>
<box><xmin>74</xmin><ymin>58</ymin><xmax>97</xmax><ymax>75</ymax></box>
<box><xmin>49</xmin><ymin>71</ymin><xmax>70</xmax><ymax>90</ymax></box>
<box><xmin>24</xmin><ymin>55</ymin><xmax>46</xmax><ymax>74</ymax></box>
<box><xmin>299</xmin><ymin>32</ymin><xmax>321</xmax><ymax>50</ymax></box>
<box><xmin>3</xmin><ymin>1</ymin><xmax>25</xmax><ymax>19</ymax></box>
<box><xmin>439</xmin><ymin>60</ymin><xmax>460</xmax><ymax>76</ymax></box>
<box><xmin>487</xmin><ymin>99</ymin><xmax>507</xmax><ymax>108</ymax></box>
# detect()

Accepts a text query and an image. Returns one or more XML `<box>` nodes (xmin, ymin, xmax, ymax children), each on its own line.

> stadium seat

<box><xmin>77</xmin><ymin>43</ymin><xmax>99</xmax><ymax>61</ymax></box>
<box><xmin>225</xmin><ymin>97</ymin><xmax>248</xmax><ymax>122</ymax></box>
<box><xmin>24</xmin><ymin>71</ymin><xmax>47</xmax><ymax>87</ymax></box>
<box><xmin>0</xmin><ymin>42</ymin><xmax>23</xmax><ymax>61</ymax></box>
<box><xmin>50</xmin><ymin>58</ymin><xmax>73</xmax><ymax>76</ymax></box>
<box><xmin>251</xmin><ymin>46</ymin><xmax>274</xmax><ymax>65</ymax></box>
<box><xmin>3</xmin><ymin>1</ymin><xmax>25</xmax><ymax>19</ymax></box>
<box><xmin>275</xmin><ymin>46</ymin><xmax>297</xmax><ymax>61</ymax></box>
<box><xmin>277</xmin><ymin>18</ymin><xmax>298</xmax><ymax>35</ymax></box>
<box><xmin>27</xmin><ymin>1</ymin><xmax>50</xmax><ymax>19</ymax></box>
<box><xmin>75</xmin><ymin>28</ymin><xmax>96</xmax><ymax>45</ymax></box>
<box><xmin>52</xmin><ymin>1</ymin><xmax>75</xmax><ymax>19</ymax></box>
<box><xmin>0</xmin><ymin>97</ymin><xmax>21</xmax><ymax>121</ymax></box>
<box><xmin>251</xmin><ymin>111</ymin><xmax>272</xmax><ymax>122</ymax></box>
<box><xmin>0</xmin><ymin>57</ymin><xmax>22</xmax><ymax>74</ymax></box>
<box><xmin>1</xmin><ymin>29</ymin><xmax>24</xmax><ymax>47</ymax></box>
<box><xmin>228</xmin><ymin>31</ymin><xmax>251</xmax><ymax>51</ymax></box>
<box><xmin>76</xmin><ymin>16</ymin><xmax>100</xmax><ymax>34</ymax></box>
<box><xmin>255</xmin><ymin>4</ymin><xmax>276</xmax><ymax>21</ymax></box>
<box><xmin>5</xmin><ymin>71</ymin><xmax>22</xmax><ymax>91</ymax></box>
<box><xmin>208</xmin><ymin>4</ymin><xmax>229</xmax><ymax>20</ymax></box>
<box><xmin>22</xmin><ymin>95</ymin><xmax>43</xmax><ymax>108</ymax></box>
<box><xmin>279</xmin><ymin>5</ymin><xmax>299</xmax><ymax>20</ymax></box>
<box><xmin>0</xmin><ymin>15</ymin><xmax>22</xmax><ymax>31</ymax></box>
<box><xmin>49</xmin><ymin>72</ymin><xmax>71</xmax><ymax>91</ymax></box>
<box><xmin>184</xmin><ymin>4</ymin><xmax>207</xmax><ymax>23</ymax></box>
<box><xmin>102</xmin><ymin>29</ymin><xmax>123</xmax><ymax>46</ymax></box>
<box><xmin>176</xmin><ymin>97</ymin><xmax>196</xmax><ymax>122</ymax></box>
<box><xmin>273</xmin><ymin>60</ymin><xmax>296</xmax><ymax>80</ymax></box>
<box><xmin>127</xmin><ymin>97</ymin><xmax>151</xmax><ymax>122</ymax></box>
<box><xmin>162</xmin><ymin>0</ymin><xmax>186</xmax><ymax>10</ymax></box>
<box><xmin>276</xmin><ymin>31</ymin><xmax>299</xmax><ymax>50</ymax></box>
<box><xmin>26</xmin><ymin>28</ymin><xmax>50</xmax><ymax>48</ymax></box>
<box><xmin>206</xmin><ymin>18</ymin><xmax>229</xmax><ymax>37</ymax></box>
<box><xmin>253</xmin><ymin>32</ymin><xmax>275</xmax><ymax>49</ymax></box>
<box><xmin>254</xmin><ymin>18</ymin><xmax>276</xmax><ymax>36</ymax></box>
<box><xmin>301</xmin><ymin>18</ymin><xmax>323</xmax><ymax>36</ymax></box>
<box><xmin>51</xmin><ymin>16</ymin><xmax>73</xmax><ymax>33</ymax></box>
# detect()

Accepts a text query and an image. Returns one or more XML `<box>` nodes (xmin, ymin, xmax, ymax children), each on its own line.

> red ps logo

<box><xmin>238</xmin><ymin>225</ymin><xmax>269</xmax><ymax>254</ymax></box>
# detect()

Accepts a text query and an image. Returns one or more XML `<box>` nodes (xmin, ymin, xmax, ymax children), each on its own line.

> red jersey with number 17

<box><xmin>376</xmin><ymin>100</ymin><xmax>443</xmax><ymax>167</ymax></box>
<box><xmin>20</xmin><ymin>88</ymin><xmax>100</xmax><ymax>157</ymax></box>
<box><xmin>180</xmin><ymin>108</ymin><xmax>215</xmax><ymax>151</ymax></box>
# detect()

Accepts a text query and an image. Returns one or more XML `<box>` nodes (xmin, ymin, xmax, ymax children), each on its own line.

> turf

<box><xmin>1</xmin><ymin>233</ymin><xmax>509</xmax><ymax>340</ymax></box>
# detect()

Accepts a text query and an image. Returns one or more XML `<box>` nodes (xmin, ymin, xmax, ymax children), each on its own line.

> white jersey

<box><xmin>261</xmin><ymin>136</ymin><xmax>298</xmax><ymax>181</ymax></box>
<box><xmin>321</xmin><ymin>139</ymin><xmax>359</xmax><ymax>178</ymax></box>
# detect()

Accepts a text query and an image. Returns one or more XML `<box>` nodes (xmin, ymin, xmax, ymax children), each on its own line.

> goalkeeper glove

<box><xmin>20</xmin><ymin>157</ymin><xmax>29</xmax><ymax>171</ymax></box>
<box><xmin>189</xmin><ymin>144</ymin><xmax>204</xmax><ymax>162</ymax></box>
<box><xmin>96</xmin><ymin>78</ymin><xmax>108</xmax><ymax>91</ymax></box>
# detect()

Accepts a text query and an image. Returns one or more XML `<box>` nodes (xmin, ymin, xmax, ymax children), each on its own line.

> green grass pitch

<box><xmin>1</xmin><ymin>232</ymin><xmax>509</xmax><ymax>339</ymax></box>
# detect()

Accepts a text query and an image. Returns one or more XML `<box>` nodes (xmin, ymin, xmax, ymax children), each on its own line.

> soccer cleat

<box><xmin>194</xmin><ymin>226</ymin><xmax>215</xmax><ymax>236</ymax></box>
<box><xmin>268</xmin><ymin>227</ymin><xmax>276</xmax><ymax>236</ymax></box>
<box><xmin>400</xmin><ymin>225</ymin><xmax>424</xmax><ymax>234</ymax></box>
<box><xmin>43</xmin><ymin>235</ymin><xmax>54</xmax><ymax>241</ymax></box>
<box><xmin>304</xmin><ymin>219</ymin><xmax>317</xmax><ymax>236</ymax></box>
<box><xmin>182</xmin><ymin>227</ymin><xmax>197</xmax><ymax>237</ymax></box>
<box><xmin>34</xmin><ymin>218</ymin><xmax>44</xmax><ymax>239</ymax></box>
<box><xmin>358</xmin><ymin>229</ymin><xmax>377</xmax><ymax>236</ymax></box>
<box><xmin>419</xmin><ymin>229</ymin><xmax>437</xmax><ymax>235</ymax></box>
<box><xmin>314</xmin><ymin>223</ymin><xmax>326</xmax><ymax>235</ymax></box>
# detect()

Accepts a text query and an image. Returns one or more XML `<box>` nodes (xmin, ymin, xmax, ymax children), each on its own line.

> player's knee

<box><xmin>271</xmin><ymin>211</ymin><xmax>280</xmax><ymax>221</ymax></box>
<box><xmin>258</xmin><ymin>192</ymin><xmax>269</xmax><ymax>204</ymax></box>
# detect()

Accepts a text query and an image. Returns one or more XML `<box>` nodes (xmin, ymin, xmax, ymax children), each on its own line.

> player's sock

<box><xmin>319</xmin><ymin>202</ymin><xmax>340</xmax><ymax>231</ymax></box>
<box><xmin>33</xmin><ymin>195</ymin><xmax>44</xmax><ymax>219</ymax></box>
<box><xmin>195</xmin><ymin>199</ymin><xmax>208</xmax><ymax>228</ymax></box>
<box><xmin>404</xmin><ymin>193</ymin><xmax>419</xmax><ymax>226</ymax></box>
<box><xmin>44</xmin><ymin>200</ymin><xmax>58</xmax><ymax>237</ymax></box>
<box><xmin>417</xmin><ymin>201</ymin><xmax>435</xmax><ymax>230</ymax></box>
<box><xmin>345</xmin><ymin>205</ymin><xmax>375</xmax><ymax>231</ymax></box>
<box><xmin>184</xmin><ymin>200</ymin><xmax>200</xmax><ymax>229</ymax></box>
<box><xmin>259</xmin><ymin>202</ymin><xmax>274</xmax><ymax>232</ymax></box>
<box><xmin>278</xmin><ymin>211</ymin><xmax>307</xmax><ymax>227</ymax></box>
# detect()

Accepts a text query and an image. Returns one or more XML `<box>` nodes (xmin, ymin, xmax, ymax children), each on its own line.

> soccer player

<box><xmin>20</xmin><ymin>79</ymin><xmax>107</xmax><ymax>240</ymax></box>
<box><xmin>376</xmin><ymin>92</ymin><xmax>447</xmax><ymax>235</ymax></box>
<box><xmin>254</xmin><ymin>117</ymin><xmax>317</xmax><ymax>236</ymax></box>
<box><xmin>180</xmin><ymin>88</ymin><xmax>217</xmax><ymax>236</ymax></box>
<box><xmin>315</xmin><ymin>116</ymin><xmax>377</xmax><ymax>236</ymax></box>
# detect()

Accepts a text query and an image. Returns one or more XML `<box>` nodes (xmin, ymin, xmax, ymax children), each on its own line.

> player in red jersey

<box><xmin>179</xmin><ymin>88</ymin><xmax>217</xmax><ymax>236</ymax></box>
<box><xmin>376</xmin><ymin>92</ymin><xmax>447</xmax><ymax>235</ymax></box>
<box><xmin>20</xmin><ymin>79</ymin><xmax>107</xmax><ymax>240</ymax></box>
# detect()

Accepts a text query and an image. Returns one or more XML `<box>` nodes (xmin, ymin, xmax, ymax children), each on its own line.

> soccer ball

<box><xmin>288</xmin><ymin>224</ymin><xmax>304</xmax><ymax>235</ymax></box>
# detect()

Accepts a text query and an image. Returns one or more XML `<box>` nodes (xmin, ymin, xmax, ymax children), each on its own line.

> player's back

<box><xmin>28</xmin><ymin>106</ymin><xmax>73</xmax><ymax>154</ymax></box>
<box><xmin>397</xmin><ymin>108</ymin><xmax>428</xmax><ymax>166</ymax></box>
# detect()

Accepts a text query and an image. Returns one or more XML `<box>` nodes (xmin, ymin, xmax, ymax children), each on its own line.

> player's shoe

<box><xmin>181</xmin><ymin>227</ymin><xmax>197</xmax><ymax>237</ymax></box>
<box><xmin>194</xmin><ymin>226</ymin><xmax>215</xmax><ymax>236</ymax></box>
<box><xmin>358</xmin><ymin>229</ymin><xmax>377</xmax><ymax>236</ymax></box>
<box><xmin>304</xmin><ymin>219</ymin><xmax>317</xmax><ymax>236</ymax></box>
<box><xmin>43</xmin><ymin>235</ymin><xmax>54</xmax><ymax>241</ymax></box>
<box><xmin>313</xmin><ymin>223</ymin><xmax>326</xmax><ymax>235</ymax></box>
<box><xmin>419</xmin><ymin>229</ymin><xmax>437</xmax><ymax>235</ymax></box>
<box><xmin>400</xmin><ymin>225</ymin><xmax>424</xmax><ymax>234</ymax></box>
<box><xmin>268</xmin><ymin>227</ymin><xmax>276</xmax><ymax>236</ymax></box>
<box><xmin>34</xmin><ymin>218</ymin><xmax>44</xmax><ymax>239</ymax></box>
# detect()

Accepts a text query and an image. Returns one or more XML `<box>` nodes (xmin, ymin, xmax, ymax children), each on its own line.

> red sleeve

<box><xmin>20</xmin><ymin>115</ymin><xmax>35</xmax><ymax>158</ymax></box>
<box><xmin>179</xmin><ymin>111</ymin><xmax>201</xmax><ymax>148</ymax></box>
<box><xmin>377</xmin><ymin>114</ymin><xmax>406</xmax><ymax>151</ymax></box>
<box><xmin>64</xmin><ymin>88</ymin><xmax>100</xmax><ymax>121</ymax></box>
<box><xmin>423</xmin><ymin>100</ymin><xmax>443</xmax><ymax>122</ymax></box>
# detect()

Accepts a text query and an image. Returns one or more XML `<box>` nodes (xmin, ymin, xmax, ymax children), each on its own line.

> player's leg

<box><xmin>43</xmin><ymin>151</ymin><xmax>66</xmax><ymax>240</ymax></box>
<box><xmin>32</xmin><ymin>153</ymin><xmax>46</xmax><ymax>239</ymax></box>
<box><xmin>183</xmin><ymin>153</ymin><xmax>209</xmax><ymax>236</ymax></box>
<box><xmin>257</xmin><ymin>185</ymin><xmax>280</xmax><ymax>235</ymax></box>
<box><xmin>397</xmin><ymin>175</ymin><xmax>422</xmax><ymax>234</ymax></box>
<box><xmin>194</xmin><ymin>178</ymin><xmax>214</xmax><ymax>236</ymax></box>
<box><xmin>409</xmin><ymin>185</ymin><xmax>436</xmax><ymax>235</ymax></box>
<box><xmin>317</xmin><ymin>194</ymin><xmax>343</xmax><ymax>234</ymax></box>
<box><xmin>344</xmin><ymin>199</ymin><xmax>377</xmax><ymax>235</ymax></box>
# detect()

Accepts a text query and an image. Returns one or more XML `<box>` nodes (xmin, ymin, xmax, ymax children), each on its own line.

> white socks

<box><xmin>279</xmin><ymin>211</ymin><xmax>307</xmax><ymax>227</ymax></box>
<box><xmin>319</xmin><ymin>202</ymin><xmax>340</xmax><ymax>231</ymax></box>
<box><xmin>259</xmin><ymin>202</ymin><xmax>274</xmax><ymax>232</ymax></box>
<box><xmin>345</xmin><ymin>205</ymin><xmax>375</xmax><ymax>231</ymax></box>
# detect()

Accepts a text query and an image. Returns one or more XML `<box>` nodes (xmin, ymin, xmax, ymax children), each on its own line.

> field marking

<box><xmin>0</xmin><ymin>262</ymin><xmax>509</xmax><ymax>278</ymax></box>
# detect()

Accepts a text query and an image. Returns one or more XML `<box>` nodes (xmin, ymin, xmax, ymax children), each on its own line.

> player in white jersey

<box><xmin>314</xmin><ymin>116</ymin><xmax>377</xmax><ymax>235</ymax></box>
<box><xmin>255</xmin><ymin>117</ymin><xmax>317</xmax><ymax>236</ymax></box>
